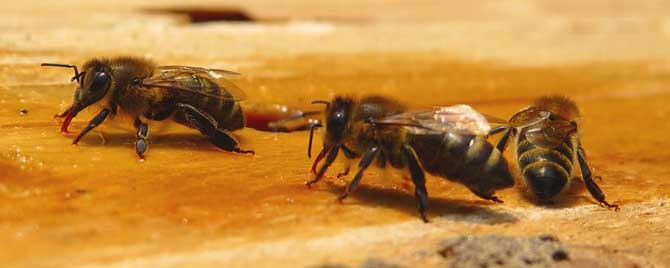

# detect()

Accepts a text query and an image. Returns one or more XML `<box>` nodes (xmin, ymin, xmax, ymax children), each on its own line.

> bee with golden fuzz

<box><xmin>306</xmin><ymin>96</ymin><xmax>514</xmax><ymax>222</ymax></box>
<box><xmin>493</xmin><ymin>96</ymin><xmax>618</xmax><ymax>209</ymax></box>
<box><xmin>42</xmin><ymin>57</ymin><xmax>253</xmax><ymax>159</ymax></box>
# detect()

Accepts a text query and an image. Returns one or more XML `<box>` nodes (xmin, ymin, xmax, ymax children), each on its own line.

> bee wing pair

<box><xmin>373</xmin><ymin>104</ymin><xmax>573</xmax><ymax>148</ymax></box>
<box><xmin>140</xmin><ymin>65</ymin><xmax>246</xmax><ymax>101</ymax></box>
<box><xmin>373</xmin><ymin>105</ymin><xmax>512</xmax><ymax>136</ymax></box>
<box><xmin>511</xmin><ymin>107</ymin><xmax>577</xmax><ymax>148</ymax></box>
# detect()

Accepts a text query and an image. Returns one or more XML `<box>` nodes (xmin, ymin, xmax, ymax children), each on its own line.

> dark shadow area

<box><xmin>75</xmin><ymin>132</ymin><xmax>251</xmax><ymax>153</ymax></box>
<box><xmin>145</xmin><ymin>7</ymin><xmax>256</xmax><ymax>23</ymax></box>
<box><xmin>322</xmin><ymin>180</ymin><xmax>518</xmax><ymax>225</ymax></box>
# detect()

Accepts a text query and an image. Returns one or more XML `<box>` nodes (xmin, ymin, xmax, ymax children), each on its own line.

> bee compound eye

<box><xmin>89</xmin><ymin>72</ymin><xmax>111</xmax><ymax>91</ymax></box>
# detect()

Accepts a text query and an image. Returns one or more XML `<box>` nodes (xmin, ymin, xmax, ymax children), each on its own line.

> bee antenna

<box><xmin>41</xmin><ymin>63</ymin><xmax>81</xmax><ymax>82</ymax></box>
<box><xmin>307</xmin><ymin>123</ymin><xmax>323</xmax><ymax>158</ymax></box>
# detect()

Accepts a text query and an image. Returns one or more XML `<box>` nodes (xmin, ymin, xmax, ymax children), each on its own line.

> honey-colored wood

<box><xmin>1</xmin><ymin>1</ymin><xmax>669</xmax><ymax>267</ymax></box>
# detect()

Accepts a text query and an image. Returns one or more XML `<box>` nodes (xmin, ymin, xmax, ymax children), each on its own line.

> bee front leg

<box><xmin>54</xmin><ymin>105</ymin><xmax>73</xmax><ymax>118</ymax></box>
<box><xmin>306</xmin><ymin>146</ymin><xmax>340</xmax><ymax>187</ymax></box>
<box><xmin>176</xmin><ymin>103</ymin><xmax>254</xmax><ymax>155</ymax></box>
<box><xmin>403</xmin><ymin>145</ymin><xmax>429</xmax><ymax>223</ymax></box>
<box><xmin>490</xmin><ymin>126</ymin><xmax>515</xmax><ymax>153</ymax></box>
<box><xmin>337</xmin><ymin>145</ymin><xmax>357</xmax><ymax>178</ymax></box>
<box><xmin>134</xmin><ymin>118</ymin><xmax>149</xmax><ymax>160</ymax></box>
<box><xmin>337</xmin><ymin>146</ymin><xmax>379</xmax><ymax>202</ymax></box>
<box><xmin>577</xmin><ymin>146</ymin><xmax>620</xmax><ymax>211</ymax></box>
<box><xmin>337</xmin><ymin>164</ymin><xmax>351</xmax><ymax>178</ymax></box>
<box><xmin>73</xmin><ymin>109</ymin><xmax>110</xmax><ymax>144</ymax></box>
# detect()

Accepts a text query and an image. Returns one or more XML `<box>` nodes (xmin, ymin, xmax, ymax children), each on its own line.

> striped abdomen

<box><xmin>408</xmin><ymin>132</ymin><xmax>514</xmax><ymax>195</ymax></box>
<box><xmin>188</xmin><ymin>75</ymin><xmax>244</xmax><ymax>131</ymax></box>
<box><xmin>150</xmin><ymin>74</ymin><xmax>244</xmax><ymax>131</ymax></box>
<box><xmin>516</xmin><ymin>134</ymin><xmax>574</xmax><ymax>200</ymax></box>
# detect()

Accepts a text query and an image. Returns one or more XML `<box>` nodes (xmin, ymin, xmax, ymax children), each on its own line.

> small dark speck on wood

<box><xmin>19</xmin><ymin>108</ymin><xmax>28</xmax><ymax>115</ymax></box>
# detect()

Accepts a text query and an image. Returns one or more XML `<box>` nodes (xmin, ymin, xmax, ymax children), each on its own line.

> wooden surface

<box><xmin>1</xmin><ymin>1</ymin><xmax>670</xmax><ymax>267</ymax></box>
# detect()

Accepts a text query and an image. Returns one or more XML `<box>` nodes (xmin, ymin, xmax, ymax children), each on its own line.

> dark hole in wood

<box><xmin>148</xmin><ymin>7</ymin><xmax>255</xmax><ymax>23</ymax></box>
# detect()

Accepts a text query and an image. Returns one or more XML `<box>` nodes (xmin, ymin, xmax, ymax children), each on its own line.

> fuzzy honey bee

<box><xmin>306</xmin><ymin>96</ymin><xmax>515</xmax><ymax>222</ymax></box>
<box><xmin>42</xmin><ymin>57</ymin><xmax>254</xmax><ymax>159</ymax></box>
<box><xmin>492</xmin><ymin>96</ymin><xmax>618</xmax><ymax>209</ymax></box>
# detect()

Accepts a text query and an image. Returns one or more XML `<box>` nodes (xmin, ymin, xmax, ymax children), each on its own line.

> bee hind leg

<box><xmin>176</xmin><ymin>103</ymin><xmax>254</xmax><ymax>155</ymax></box>
<box><xmin>337</xmin><ymin>146</ymin><xmax>379</xmax><ymax>202</ymax></box>
<box><xmin>403</xmin><ymin>145</ymin><xmax>429</xmax><ymax>223</ymax></box>
<box><xmin>577</xmin><ymin>146</ymin><xmax>620</xmax><ymax>211</ymax></box>
<box><xmin>134</xmin><ymin>118</ymin><xmax>149</xmax><ymax>160</ymax></box>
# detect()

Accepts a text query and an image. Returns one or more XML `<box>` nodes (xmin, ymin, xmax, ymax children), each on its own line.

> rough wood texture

<box><xmin>1</xmin><ymin>1</ymin><xmax>669</xmax><ymax>267</ymax></box>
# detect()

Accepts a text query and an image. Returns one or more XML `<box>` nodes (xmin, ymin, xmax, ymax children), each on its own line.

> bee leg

<box><xmin>73</xmin><ymin>109</ymin><xmax>110</xmax><ymax>144</ymax></box>
<box><xmin>337</xmin><ymin>145</ymin><xmax>356</xmax><ymax>178</ymax></box>
<box><xmin>403</xmin><ymin>145</ymin><xmax>429</xmax><ymax>223</ymax></box>
<box><xmin>491</xmin><ymin>126</ymin><xmax>515</xmax><ymax>152</ymax></box>
<box><xmin>338</xmin><ymin>146</ymin><xmax>379</xmax><ymax>202</ymax></box>
<box><xmin>54</xmin><ymin>105</ymin><xmax>72</xmax><ymax>118</ymax></box>
<box><xmin>377</xmin><ymin>151</ymin><xmax>386</xmax><ymax>168</ymax></box>
<box><xmin>134</xmin><ymin>118</ymin><xmax>149</xmax><ymax>160</ymax></box>
<box><xmin>337</xmin><ymin>164</ymin><xmax>351</xmax><ymax>178</ymax></box>
<box><xmin>487</xmin><ymin>125</ymin><xmax>508</xmax><ymax>137</ymax></box>
<box><xmin>341</xmin><ymin>145</ymin><xmax>357</xmax><ymax>158</ymax></box>
<box><xmin>176</xmin><ymin>103</ymin><xmax>254</xmax><ymax>155</ymax></box>
<box><xmin>306</xmin><ymin>146</ymin><xmax>340</xmax><ymax>187</ymax></box>
<box><xmin>577</xmin><ymin>146</ymin><xmax>620</xmax><ymax>211</ymax></box>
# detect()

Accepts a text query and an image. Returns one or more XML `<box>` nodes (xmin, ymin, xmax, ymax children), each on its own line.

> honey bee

<box><xmin>306</xmin><ymin>96</ymin><xmax>515</xmax><ymax>222</ymax></box>
<box><xmin>41</xmin><ymin>57</ymin><xmax>254</xmax><ymax>159</ymax></box>
<box><xmin>492</xmin><ymin>96</ymin><xmax>619</xmax><ymax>210</ymax></box>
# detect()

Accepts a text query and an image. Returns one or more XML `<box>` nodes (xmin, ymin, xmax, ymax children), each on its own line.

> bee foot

<box><xmin>420</xmin><ymin>213</ymin><xmax>430</xmax><ymax>223</ymax></box>
<box><xmin>489</xmin><ymin>196</ymin><xmax>504</xmax><ymax>203</ymax></box>
<box><xmin>305</xmin><ymin>180</ymin><xmax>317</xmax><ymax>188</ymax></box>
<box><xmin>602</xmin><ymin>201</ymin><xmax>620</xmax><ymax>212</ymax></box>
<box><xmin>233</xmin><ymin>148</ymin><xmax>255</xmax><ymax>155</ymax></box>
<box><xmin>337</xmin><ymin>193</ymin><xmax>349</xmax><ymax>203</ymax></box>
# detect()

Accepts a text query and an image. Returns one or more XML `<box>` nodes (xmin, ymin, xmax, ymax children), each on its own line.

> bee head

<box><xmin>323</xmin><ymin>96</ymin><xmax>355</xmax><ymax>147</ymax></box>
<box><xmin>533</xmin><ymin>95</ymin><xmax>580</xmax><ymax>121</ymax></box>
<box><xmin>41</xmin><ymin>59</ymin><xmax>113</xmax><ymax>133</ymax></box>
<box><xmin>306</xmin><ymin>96</ymin><xmax>355</xmax><ymax>158</ymax></box>
<box><xmin>72</xmin><ymin>59</ymin><xmax>113</xmax><ymax>113</ymax></box>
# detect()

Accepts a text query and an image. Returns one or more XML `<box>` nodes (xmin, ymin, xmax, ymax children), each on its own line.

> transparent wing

<box><xmin>524</xmin><ymin>120</ymin><xmax>577</xmax><ymax>148</ymax></box>
<box><xmin>375</xmin><ymin>105</ymin><xmax>499</xmax><ymax>135</ymax></box>
<box><xmin>510</xmin><ymin>106</ymin><xmax>574</xmax><ymax>148</ymax></box>
<box><xmin>157</xmin><ymin>65</ymin><xmax>241</xmax><ymax>78</ymax></box>
<box><xmin>141</xmin><ymin>66</ymin><xmax>246</xmax><ymax>101</ymax></box>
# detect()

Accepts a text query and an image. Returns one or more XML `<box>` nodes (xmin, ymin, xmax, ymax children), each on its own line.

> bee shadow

<box><xmin>322</xmin><ymin>181</ymin><xmax>518</xmax><ymax>225</ymax></box>
<box><xmin>75</xmin><ymin>132</ymin><xmax>250</xmax><ymax>152</ymax></box>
